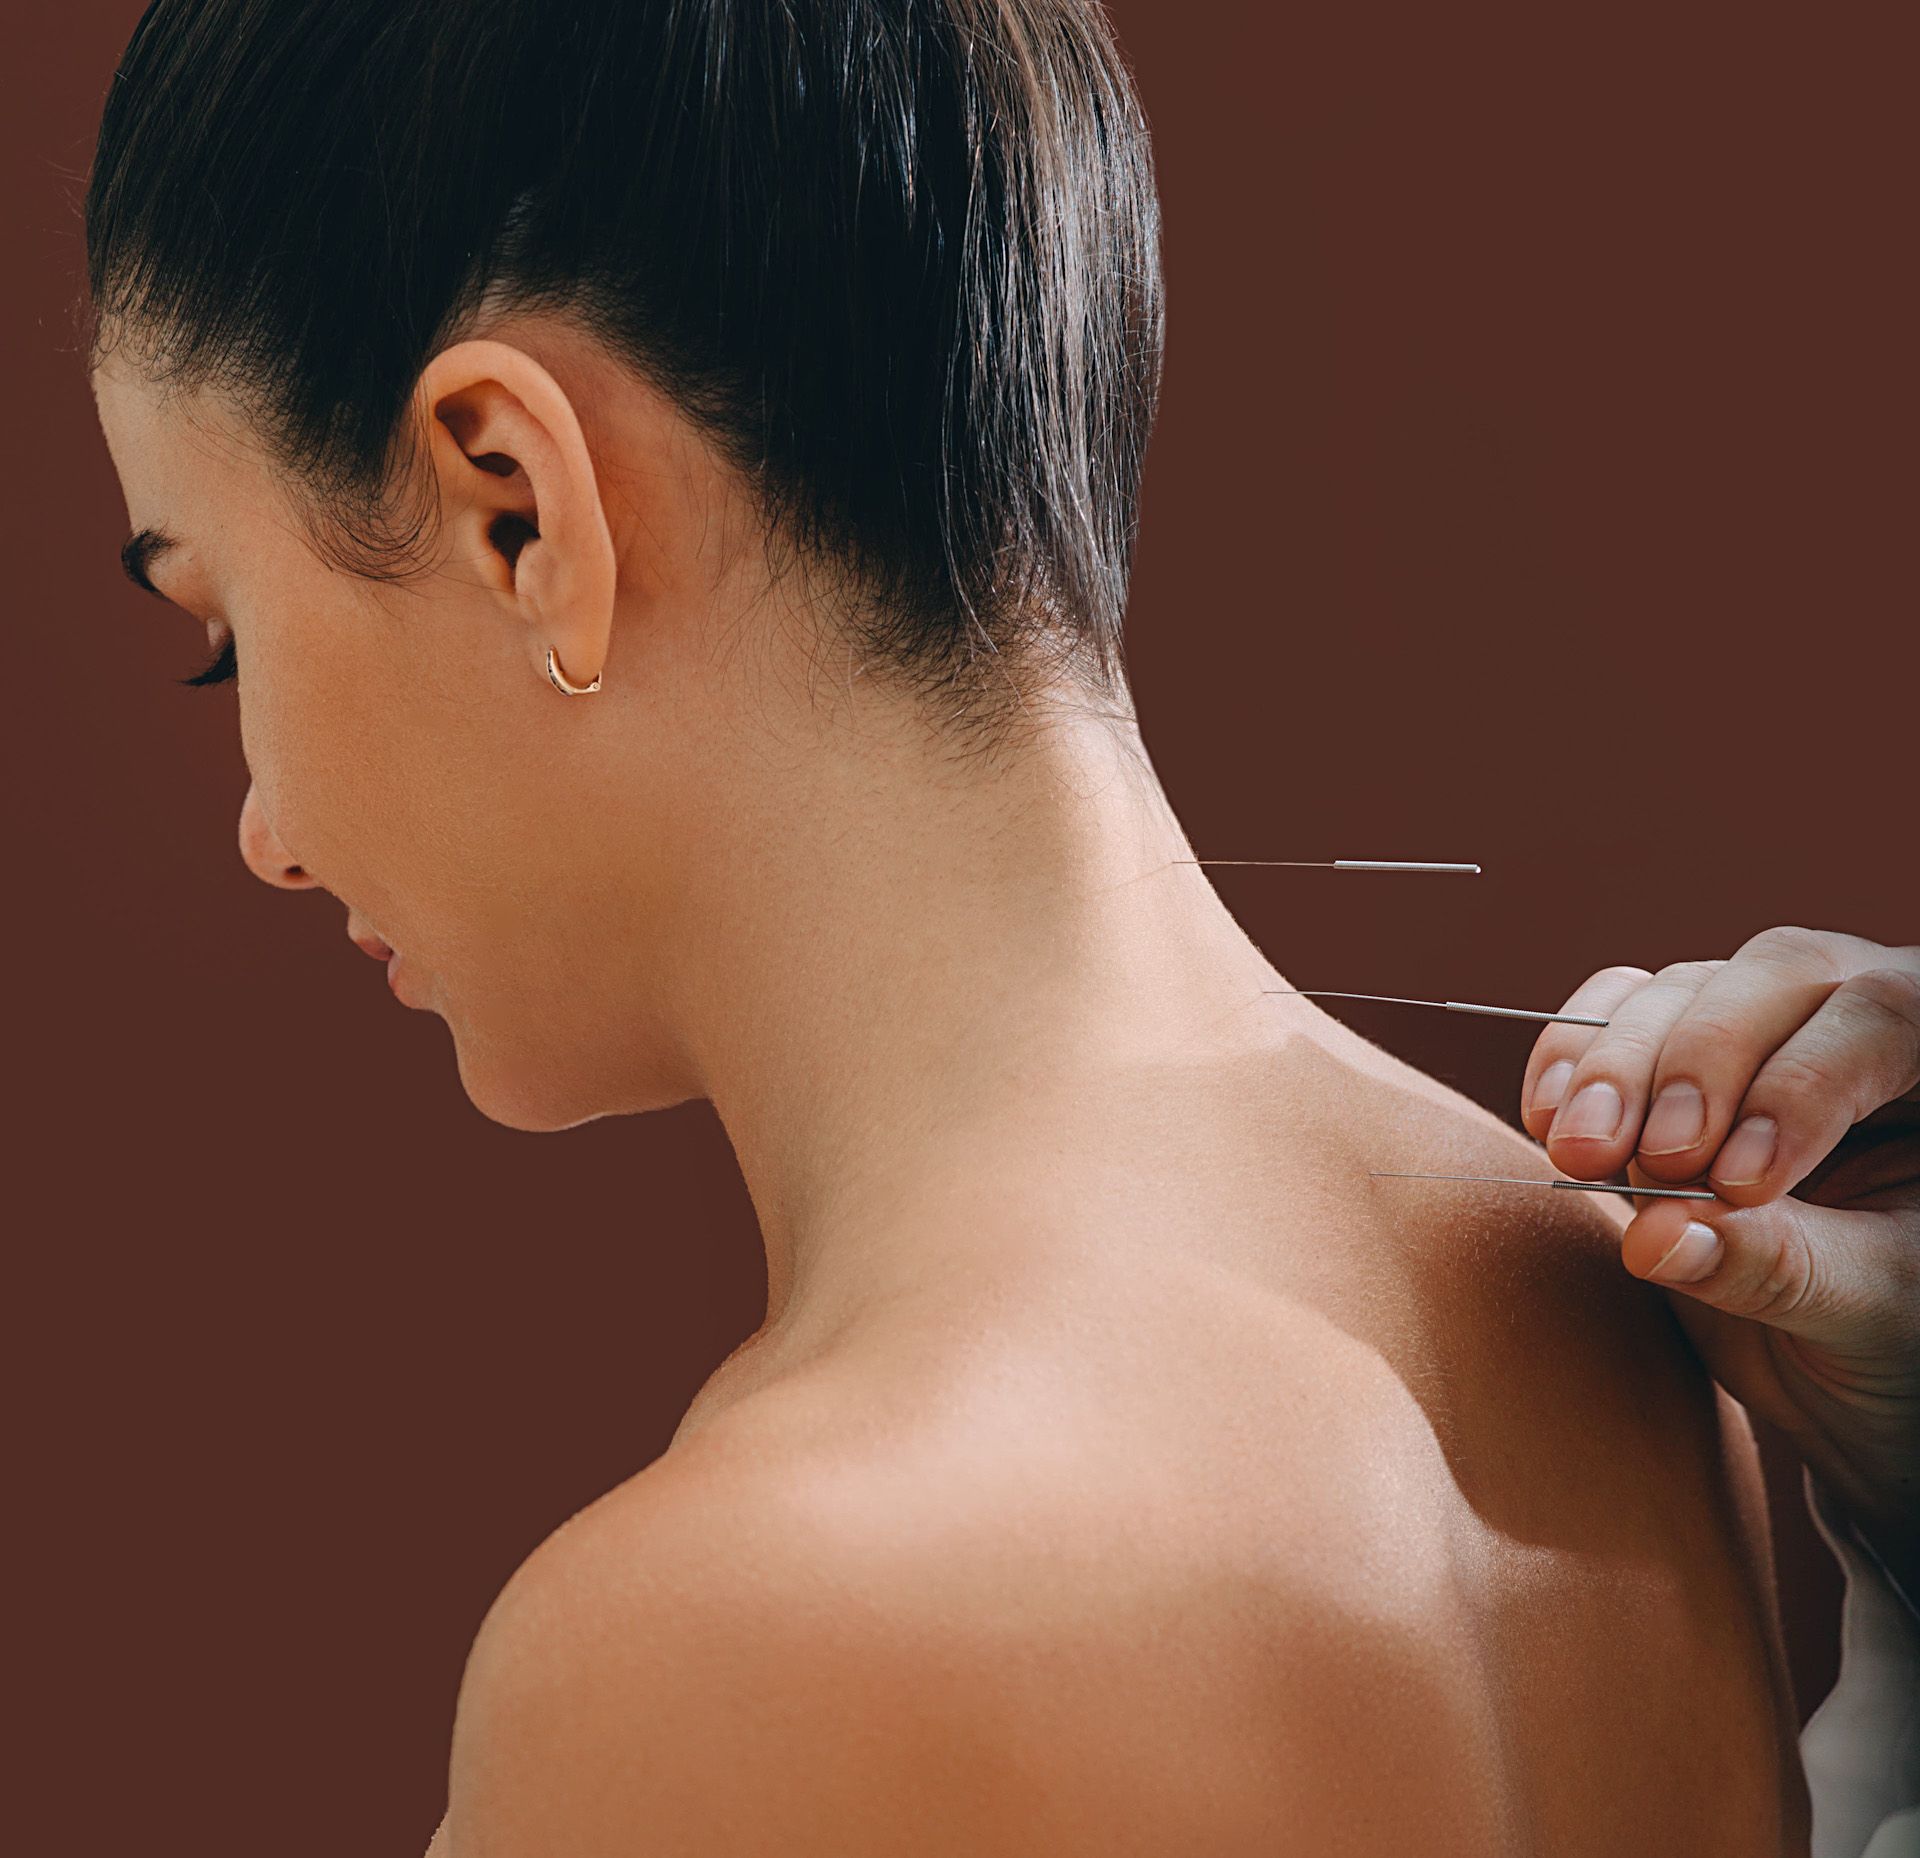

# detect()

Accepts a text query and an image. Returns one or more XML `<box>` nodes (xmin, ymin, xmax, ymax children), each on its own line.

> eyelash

<box><xmin>178</xmin><ymin>633</ymin><xmax>237</xmax><ymax>688</ymax></box>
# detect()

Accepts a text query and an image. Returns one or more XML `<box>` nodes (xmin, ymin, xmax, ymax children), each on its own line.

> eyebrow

<box><xmin>120</xmin><ymin>525</ymin><xmax>182</xmax><ymax>598</ymax></box>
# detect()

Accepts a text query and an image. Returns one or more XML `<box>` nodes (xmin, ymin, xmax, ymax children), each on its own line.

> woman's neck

<box><xmin>651</xmin><ymin>687</ymin><xmax>1306</xmax><ymax>1364</ymax></box>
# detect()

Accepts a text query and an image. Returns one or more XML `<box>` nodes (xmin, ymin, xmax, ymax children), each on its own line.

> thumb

<box><xmin>1621</xmin><ymin>1192</ymin><xmax>1920</xmax><ymax>1362</ymax></box>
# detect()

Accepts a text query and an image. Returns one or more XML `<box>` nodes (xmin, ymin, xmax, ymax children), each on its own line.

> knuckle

<box><xmin>1838</xmin><ymin>968</ymin><xmax>1920</xmax><ymax>1096</ymax></box>
<box><xmin>1650</xmin><ymin>958</ymin><xmax>1721</xmax><ymax>991</ymax></box>
<box><xmin>1753</xmin><ymin>1046</ymin><xmax>1842</xmax><ymax>1105</ymax></box>
<box><xmin>1725</xmin><ymin>1210</ymin><xmax>1820</xmax><ymax>1324</ymax></box>
<box><xmin>1843</xmin><ymin>965</ymin><xmax>1920</xmax><ymax>1030</ymax></box>
<box><xmin>1573</xmin><ymin>1033</ymin><xmax>1655</xmax><ymax>1077</ymax></box>
<box><xmin>1664</xmin><ymin>1000</ymin><xmax>1752</xmax><ymax>1054</ymax></box>
<box><xmin>1737</xmin><ymin>924</ymin><xmax>1836</xmax><ymax>972</ymax></box>
<box><xmin>1566</xmin><ymin>964</ymin><xmax>1652</xmax><ymax>1009</ymax></box>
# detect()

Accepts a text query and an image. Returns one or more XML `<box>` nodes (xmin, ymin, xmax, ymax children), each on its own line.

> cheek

<box><xmin>235</xmin><ymin>587</ymin><xmax>546</xmax><ymax>942</ymax></box>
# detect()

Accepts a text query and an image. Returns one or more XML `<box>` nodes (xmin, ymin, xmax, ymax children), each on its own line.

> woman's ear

<box><xmin>414</xmin><ymin>338</ymin><xmax>617</xmax><ymax>690</ymax></box>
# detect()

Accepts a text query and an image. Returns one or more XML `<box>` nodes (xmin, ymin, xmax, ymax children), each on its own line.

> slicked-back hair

<box><xmin>80</xmin><ymin>0</ymin><xmax>1166</xmax><ymax>747</ymax></box>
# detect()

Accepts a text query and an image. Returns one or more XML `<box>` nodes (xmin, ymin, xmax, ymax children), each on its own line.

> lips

<box><xmin>346</xmin><ymin>912</ymin><xmax>422</xmax><ymax>1004</ymax></box>
<box><xmin>346</xmin><ymin>909</ymin><xmax>396</xmax><ymax>962</ymax></box>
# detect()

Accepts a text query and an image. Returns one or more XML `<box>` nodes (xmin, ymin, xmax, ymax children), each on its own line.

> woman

<box><xmin>83</xmin><ymin>3</ymin><xmax>1915</xmax><ymax>1852</ymax></box>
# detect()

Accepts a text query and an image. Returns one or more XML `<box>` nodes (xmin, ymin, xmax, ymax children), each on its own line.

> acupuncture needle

<box><xmin>1179</xmin><ymin>860</ymin><xmax>1482</xmax><ymax>875</ymax></box>
<box><xmin>1369</xmin><ymin>1169</ymin><xmax>1716</xmax><ymax>1201</ymax></box>
<box><xmin>1266</xmin><ymin>989</ymin><xmax>1607</xmax><ymax>1028</ymax></box>
<box><xmin>1192</xmin><ymin>858</ymin><xmax>1632</xmax><ymax>1181</ymax></box>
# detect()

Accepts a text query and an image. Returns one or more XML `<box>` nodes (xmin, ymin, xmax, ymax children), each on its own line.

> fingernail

<box><xmin>1649</xmin><ymin>1220</ymin><xmax>1724</xmax><ymax>1284</ymax></box>
<box><xmin>1640</xmin><ymin>1081</ymin><xmax>1706</xmax><ymax>1155</ymax></box>
<box><xmin>1531</xmin><ymin>1060</ymin><xmax>1574</xmax><ymax>1116</ymax></box>
<box><xmin>1556</xmin><ymin>1080</ymin><xmax>1624</xmax><ymax>1142</ymax></box>
<box><xmin>1715</xmin><ymin>1115</ymin><xmax>1777</xmax><ymax>1185</ymax></box>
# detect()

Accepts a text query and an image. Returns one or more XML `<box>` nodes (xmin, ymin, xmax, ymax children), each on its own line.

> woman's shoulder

<box><xmin>445</xmin><ymin>1328</ymin><xmax>1494</xmax><ymax>1854</ymax></box>
<box><xmin>447</xmin><ymin>1205</ymin><xmax>1798</xmax><ymax>1853</ymax></box>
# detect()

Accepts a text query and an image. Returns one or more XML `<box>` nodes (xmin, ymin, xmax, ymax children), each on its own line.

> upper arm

<box><xmin>436</xmin><ymin>1480</ymin><xmax>1005</xmax><ymax>1858</ymax></box>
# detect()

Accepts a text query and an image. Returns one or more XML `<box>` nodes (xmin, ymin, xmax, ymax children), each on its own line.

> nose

<box><xmin>237</xmin><ymin>781</ymin><xmax>321</xmax><ymax>891</ymax></box>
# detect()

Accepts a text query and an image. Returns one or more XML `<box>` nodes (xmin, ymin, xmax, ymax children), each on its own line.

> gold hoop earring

<box><xmin>545</xmin><ymin>646</ymin><xmax>602</xmax><ymax>696</ymax></box>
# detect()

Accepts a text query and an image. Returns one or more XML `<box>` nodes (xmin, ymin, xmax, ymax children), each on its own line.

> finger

<box><xmin>1709</xmin><ymin>964</ymin><xmax>1920</xmax><ymax>1205</ymax></box>
<box><xmin>1635</xmin><ymin>928</ymin><xmax>1916</xmax><ymax>1185</ymax></box>
<box><xmin>1519</xmin><ymin>965</ymin><xmax>1656</xmax><ymax>1138</ymax></box>
<box><xmin>1620</xmin><ymin>1188</ymin><xmax>1920</xmax><ymax>1361</ymax></box>
<box><xmin>1540</xmin><ymin>961</ymin><xmax>1726</xmax><ymax>1178</ymax></box>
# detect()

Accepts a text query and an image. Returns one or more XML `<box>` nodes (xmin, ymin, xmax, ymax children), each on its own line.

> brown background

<box><xmin>9</xmin><ymin>4</ymin><xmax>1915</xmax><ymax>1849</ymax></box>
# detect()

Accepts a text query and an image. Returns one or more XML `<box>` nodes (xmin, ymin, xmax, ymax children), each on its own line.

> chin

<box><xmin>439</xmin><ymin>1012</ymin><xmax>701</xmax><ymax>1133</ymax></box>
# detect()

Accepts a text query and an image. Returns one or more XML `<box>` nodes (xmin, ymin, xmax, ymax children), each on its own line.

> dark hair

<box><xmin>80</xmin><ymin>0</ymin><xmax>1165</xmax><ymax>745</ymax></box>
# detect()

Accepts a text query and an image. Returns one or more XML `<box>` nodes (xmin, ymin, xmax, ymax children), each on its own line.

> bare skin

<box><xmin>435</xmin><ymin>1031</ymin><xmax>1804</xmax><ymax>1857</ymax></box>
<box><xmin>91</xmin><ymin>313</ymin><xmax>1802</xmax><ymax>1855</ymax></box>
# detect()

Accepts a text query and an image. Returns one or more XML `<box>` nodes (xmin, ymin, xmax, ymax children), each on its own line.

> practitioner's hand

<box><xmin>1519</xmin><ymin>927</ymin><xmax>1920</xmax><ymax>1591</ymax></box>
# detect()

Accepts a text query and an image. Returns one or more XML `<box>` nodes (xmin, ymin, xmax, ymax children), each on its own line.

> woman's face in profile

<box><xmin>90</xmin><ymin>352</ymin><xmax>679</xmax><ymax>1132</ymax></box>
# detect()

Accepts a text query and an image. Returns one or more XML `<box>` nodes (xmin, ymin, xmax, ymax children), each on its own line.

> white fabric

<box><xmin>1799</xmin><ymin>1463</ymin><xmax>1920</xmax><ymax>1858</ymax></box>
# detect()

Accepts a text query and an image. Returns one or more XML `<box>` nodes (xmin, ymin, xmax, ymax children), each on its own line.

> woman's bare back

<box><xmin>450</xmin><ymin>1026</ymin><xmax>1807</xmax><ymax>1855</ymax></box>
